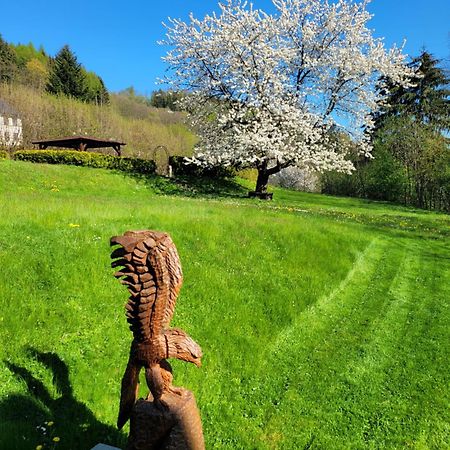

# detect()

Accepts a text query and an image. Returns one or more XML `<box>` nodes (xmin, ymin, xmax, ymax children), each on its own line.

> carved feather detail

<box><xmin>110</xmin><ymin>230</ymin><xmax>202</xmax><ymax>429</ymax></box>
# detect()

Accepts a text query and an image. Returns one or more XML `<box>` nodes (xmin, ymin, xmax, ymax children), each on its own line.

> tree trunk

<box><xmin>255</xmin><ymin>167</ymin><xmax>270</xmax><ymax>194</ymax></box>
<box><xmin>248</xmin><ymin>163</ymin><xmax>272</xmax><ymax>199</ymax></box>
<box><xmin>249</xmin><ymin>160</ymin><xmax>287</xmax><ymax>200</ymax></box>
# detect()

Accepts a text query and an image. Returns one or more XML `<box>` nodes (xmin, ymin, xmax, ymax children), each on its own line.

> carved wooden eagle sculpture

<box><xmin>111</xmin><ymin>230</ymin><xmax>202</xmax><ymax>430</ymax></box>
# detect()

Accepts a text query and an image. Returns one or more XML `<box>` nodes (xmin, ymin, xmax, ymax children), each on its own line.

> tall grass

<box><xmin>0</xmin><ymin>83</ymin><xmax>196</xmax><ymax>158</ymax></box>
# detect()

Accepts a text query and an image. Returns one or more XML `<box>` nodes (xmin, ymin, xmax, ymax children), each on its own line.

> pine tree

<box><xmin>377</xmin><ymin>51</ymin><xmax>450</xmax><ymax>132</ymax></box>
<box><xmin>411</xmin><ymin>52</ymin><xmax>450</xmax><ymax>130</ymax></box>
<box><xmin>370</xmin><ymin>51</ymin><xmax>450</xmax><ymax>210</ymax></box>
<box><xmin>96</xmin><ymin>76</ymin><xmax>110</xmax><ymax>105</ymax></box>
<box><xmin>46</xmin><ymin>45</ymin><xmax>87</xmax><ymax>100</ymax></box>
<box><xmin>0</xmin><ymin>34</ymin><xmax>17</xmax><ymax>83</ymax></box>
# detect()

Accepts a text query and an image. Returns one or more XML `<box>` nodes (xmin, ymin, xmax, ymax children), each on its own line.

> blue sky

<box><xmin>1</xmin><ymin>0</ymin><xmax>449</xmax><ymax>94</ymax></box>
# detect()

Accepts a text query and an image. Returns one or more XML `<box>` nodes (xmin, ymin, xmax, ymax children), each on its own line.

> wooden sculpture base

<box><xmin>126</xmin><ymin>389</ymin><xmax>205</xmax><ymax>450</ymax></box>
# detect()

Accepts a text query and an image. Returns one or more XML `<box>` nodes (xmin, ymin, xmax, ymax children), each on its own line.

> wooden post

<box><xmin>127</xmin><ymin>390</ymin><xmax>205</xmax><ymax>450</ymax></box>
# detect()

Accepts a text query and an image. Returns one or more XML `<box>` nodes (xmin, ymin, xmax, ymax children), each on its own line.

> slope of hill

<box><xmin>1</xmin><ymin>36</ymin><xmax>196</xmax><ymax>159</ymax></box>
<box><xmin>0</xmin><ymin>83</ymin><xmax>196</xmax><ymax>160</ymax></box>
<box><xmin>0</xmin><ymin>160</ymin><xmax>448</xmax><ymax>449</ymax></box>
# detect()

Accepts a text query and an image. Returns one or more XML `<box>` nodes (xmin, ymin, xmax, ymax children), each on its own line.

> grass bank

<box><xmin>0</xmin><ymin>83</ymin><xmax>196</xmax><ymax>158</ymax></box>
<box><xmin>0</xmin><ymin>160</ymin><xmax>448</xmax><ymax>449</ymax></box>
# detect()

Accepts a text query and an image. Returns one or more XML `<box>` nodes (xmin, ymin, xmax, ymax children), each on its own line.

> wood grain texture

<box><xmin>111</xmin><ymin>231</ymin><xmax>204</xmax><ymax>449</ymax></box>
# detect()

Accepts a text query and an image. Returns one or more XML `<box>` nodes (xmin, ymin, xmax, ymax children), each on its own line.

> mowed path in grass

<box><xmin>259</xmin><ymin>238</ymin><xmax>448</xmax><ymax>449</ymax></box>
<box><xmin>0</xmin><ymin>161</ymin><xmax>448</xmax><ymax>449</ymax></box>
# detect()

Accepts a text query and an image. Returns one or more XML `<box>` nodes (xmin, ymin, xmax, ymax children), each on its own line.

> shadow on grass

<box><xmin>124</xmin><ymin>172</ymin><xmax>250</xmax><ymax>200</ymax></box>
<box><xmin>2</xmin><ymin>349</ymin><xmax>126</xmax><ymax>450</ymax></box>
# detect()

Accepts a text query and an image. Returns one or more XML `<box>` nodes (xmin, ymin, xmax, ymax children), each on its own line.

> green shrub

<box><xmin>169</xmin><ymin>155</ymin><xmax>234</xmax><ymax>178</ymax></box>
<box><xmin>363</xmin><ymin>147</ymin><xmax>406</xmax><ymax>203</ymax></box>
<box><xmin>321</xmin><ymin>148</ymin><xmax>407</xmax><ymax>203</ymax></box>
<box><xmin>112</xmin><ymin>156</ymin><xmax>157</xmax><ymax>174</ymax></box>
<box><xmin>13</xmin><ymin>150</ymin><xmax>155</xmax><ymax>174</ymax></box>
<box><xmin>0</xmin><ymin>150</ymin><xmax>8</xmax><ymax>160</ymax></box>
<box><xmin>321</xmin><ymin>168</ymin><xmax>362</xmax><ymax>197</ymax></box>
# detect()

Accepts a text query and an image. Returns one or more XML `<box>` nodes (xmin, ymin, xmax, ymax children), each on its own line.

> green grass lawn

<box><xmin>0</xmin><ymin>160</ymin><xmax>448</xmax><ymax>449</ymax></box>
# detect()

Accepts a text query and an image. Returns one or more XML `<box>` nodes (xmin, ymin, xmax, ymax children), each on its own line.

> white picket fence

<box><xmin>0</xmin><ymin>115</ymin><xmax>23</xmax><ymax>147</ymax></box>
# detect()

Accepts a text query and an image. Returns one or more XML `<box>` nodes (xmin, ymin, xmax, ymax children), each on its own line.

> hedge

<box><xmin>0</xmin><ymin>150</ymin><xmax>8</xmax><ymax>160</ymax></box>
<box><xmin>13</xmin><ymin>150</ymin><xmax>156</xmax><ymax>174</ymax></box>
<box><xmin>169</xmin><ymin>156</ymin><xmax>235</xmax><ymax>178</ymax></box>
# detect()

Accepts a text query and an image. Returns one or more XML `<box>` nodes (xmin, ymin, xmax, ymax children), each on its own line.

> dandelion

<box><xmin>69</xmin><ymin>223</ymin><xmax>80</xmax><ymax>228</ymax></box>
<box><xmin>47</xmin><ymin>421</ymin><xmax>54</xmax><ymax>426</ymax></box>
<box><xmin>36</xmin><ymin>446</ymin><xmax>43</xmax><ymax>450</ymax></box>
<box><xmin>53</xmin><ymin>437</ymin><xmax>60</xmax><ymax>442</ymax></box>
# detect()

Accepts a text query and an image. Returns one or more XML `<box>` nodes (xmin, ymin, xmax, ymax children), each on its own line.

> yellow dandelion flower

<box><xmin>69</xmin><ymin>223</ymin><xmax>80</xmax><ymax>228</ymax></box>
<box><xmin>36</xmin><ymin>446</ymin><xmax>43</xmax><ymax>450</ymax></box>
<box><xmin>53</xmin><ymin>436</ymin><xmax>60</xmax><ymax>442</ymax></box>
<box><xmin>47</xmin><ymin>421</ymin><xmax>54</xmax><ymax>426</ymax></box>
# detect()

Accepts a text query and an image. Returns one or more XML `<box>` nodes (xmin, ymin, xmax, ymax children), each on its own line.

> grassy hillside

<box><xmin>0</xmin><ymin>160</ymin><xmax>448</xmax><ymax>449</ymax></box>
<box><xmin>0</xmin><ymin>83</ymin><xmax>196</xmax><ymax>159</ymax></box>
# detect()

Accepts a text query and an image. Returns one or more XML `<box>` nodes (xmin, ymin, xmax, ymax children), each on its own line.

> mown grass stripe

<box><xmin>255</xmin><ymin>238</ymin><xmax>407</xmax><ymax>448</ymax></box>
<box><xmin>0</xmin><ymin>161</ymin><xmax>448</xmax><ymax>450</ymax></box>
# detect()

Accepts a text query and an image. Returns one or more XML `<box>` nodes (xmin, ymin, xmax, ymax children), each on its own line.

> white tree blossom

<box><xmin>162</xmin><ymin>0</ymin><xmax>414</xmax><ymax>194</ymax></box>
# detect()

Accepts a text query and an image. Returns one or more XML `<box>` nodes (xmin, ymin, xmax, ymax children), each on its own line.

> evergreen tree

<box><xmin>376</xmin><ymin>51</ymin><xmax>450</xmax><ymax>132</ymax></box>
<box><xmin>325</xmin><ymin>51</ymin><xmax>449</xmax><ymax>211</ymax></box>
<box><xmin>96</xmin><ymin>76</ymin><xmax>110</xmax><ymax>105</ymax></box>
<box><xmin>46</xmin><ymin>45</ymin><xmax>87</xmax><ymax>100</ymax></box>
<box><xmin>367</xmin><ymin>51</ymin><xmax>450</xmax><ymax>210</ymax></box>
<box><xmin>0</xmin><ymin>34</ymin><xmax>17</xmax><ymax>83</ymax></box>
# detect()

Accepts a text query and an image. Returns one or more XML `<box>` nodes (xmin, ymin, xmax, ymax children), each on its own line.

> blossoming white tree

<box><xmin>162</xmin><ymin>0</ymin><xmax>414</xmax><ymax>196</ymax></box>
